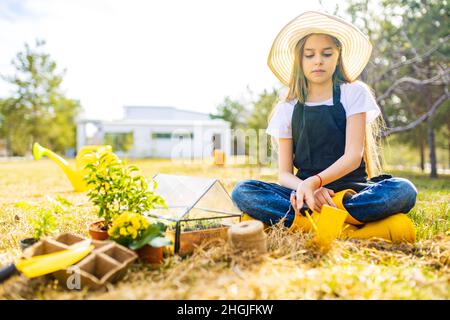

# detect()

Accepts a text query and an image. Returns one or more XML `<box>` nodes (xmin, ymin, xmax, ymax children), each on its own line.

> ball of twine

<box><xmin>228</xmin><ymin>220</ymin><xmax>267</xmax><ymax>254</ymax></box>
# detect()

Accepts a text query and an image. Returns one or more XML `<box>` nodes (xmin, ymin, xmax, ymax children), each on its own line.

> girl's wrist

<box><xmin>314</xmin><ymin>174</ymin><xmax>323</xmax><ymax>188</ymax></box>
<box><xmin>307</xmin><ymin>175</ymin><xmax>322</xmax><ymax>189</ymax></box>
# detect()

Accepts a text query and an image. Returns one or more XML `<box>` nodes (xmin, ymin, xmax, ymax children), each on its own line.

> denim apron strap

<box><xmin>291</xmin><ymin>84</ymin><xmax>368</xmax><ymax>191</ymax></box>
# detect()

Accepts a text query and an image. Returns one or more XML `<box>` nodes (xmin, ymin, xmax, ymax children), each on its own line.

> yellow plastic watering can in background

<box><xmin>32</xmin><ymin>142</ymin><xmax>116</xmax><ymax>192</ymax></box>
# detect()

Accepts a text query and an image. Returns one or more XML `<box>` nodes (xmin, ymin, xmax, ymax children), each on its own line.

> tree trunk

<box><xmin>427</xmin><ymin>116</ymin><xmax>438</xmax><ymax>178</ymax></box>
<box><xmin>419</xmin><ymin>137</ymin><xmax>425</xmax><ymax>172</ymax></box>
<box><xmin>6</xmin><ymin>133</ymin><xmax>11</xmax><ymax>157</ymax></box>
<box><xmin>448</xmin><ymin>122</ymin><xmax>450</xmax><ymax>170</ymax></box>
<box><xmin>421</xmin><ymin>50</ymin><xmax>439</xmax><ymax>178</ymax></box>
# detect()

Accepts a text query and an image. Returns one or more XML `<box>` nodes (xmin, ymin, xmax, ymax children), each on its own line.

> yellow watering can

<box><xmin>289</xmin><ymin>189</ymin><xmax>416</xmax><ymax>250</ymax></box>
<box><xmin>32</xmin><ymin>142</ymin><xmax>117</xmax><ymax>192</ymax></box>
<box><xmin>242</xmin><ymin>189</ymin><xmax>416</xmax><ymax>251</ymax></box>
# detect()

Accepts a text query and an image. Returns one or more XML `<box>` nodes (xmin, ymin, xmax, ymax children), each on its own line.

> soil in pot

<box><xmin>136</xmin><ymin>245</ymin><xmax>164</xmax><ymax>265</ymax></box>
<box><xmin>88</xmin><ymin>220</ymin><xmax>110</xmax><ymax>240</ymax></box>
<box><xmin>19</xmin><ymin>237</ymin><xmax>38</xmax><ymax>250</ymax></box>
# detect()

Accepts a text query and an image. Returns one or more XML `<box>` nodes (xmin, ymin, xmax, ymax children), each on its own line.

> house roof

<box><xmin>76</xmin><ymin>118</ymin><xmax>229</xmax><ymax>127</ymax></box>
<box><xmin>77</xmin><ymin>106</ymin><xmax>229</xmax><ymax>127</ymax></box>
<box><xmin>123</xmin><ymin>106</ymin><xmax>213</xmax><ymax>121</ymax></box>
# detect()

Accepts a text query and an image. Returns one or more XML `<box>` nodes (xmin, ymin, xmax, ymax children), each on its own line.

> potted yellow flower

<box><xmin>108</xmin><ymin>212</ymin><xmax>171</xmax><ymax>265</ymax></box>
<box><xmin>85</xmin><ymin>153</ymin><xmax>167</xmax><ymax>240</ymax></box>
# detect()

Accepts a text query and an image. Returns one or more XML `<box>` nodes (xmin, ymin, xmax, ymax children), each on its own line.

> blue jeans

<box><xmin>231</xmin><ymin>177</ymin><xmax>418</xmax><ymax>227</ymax></box>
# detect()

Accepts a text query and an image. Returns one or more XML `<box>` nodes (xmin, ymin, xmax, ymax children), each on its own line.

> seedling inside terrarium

<box><xmin>143</xmin><ymin>174</ymin><xmax>242</xmax><ymax>255</ymax></box>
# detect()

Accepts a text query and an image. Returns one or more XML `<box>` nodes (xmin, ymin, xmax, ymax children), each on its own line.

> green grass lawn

<box><xmin>0</xmin><ymin>158</ymin><xmax>448</xmax><ymax>299</ymax></box>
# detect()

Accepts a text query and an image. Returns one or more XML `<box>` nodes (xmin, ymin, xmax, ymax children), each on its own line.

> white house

<box><xmin>76</xmin><ymin>106</ymin><xmax>231</xmax><ymax>159</ymax></box>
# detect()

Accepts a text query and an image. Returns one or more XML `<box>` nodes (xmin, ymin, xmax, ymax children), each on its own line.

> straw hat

<box><xmin>267</xmin><ymin>11</ymin><xmax>372</xmax><ymax>85</ymax></box>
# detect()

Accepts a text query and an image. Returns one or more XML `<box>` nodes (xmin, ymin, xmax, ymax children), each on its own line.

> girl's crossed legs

<box><xmin>231</xmin><ymin>177</ymin><xmax>418</xmax><ymax>227</ymax></box>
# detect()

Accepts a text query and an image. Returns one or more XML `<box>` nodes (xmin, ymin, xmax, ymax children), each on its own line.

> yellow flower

<box><xmin>114</xmin><ymin>214</ymin><xmax>127</xmax><ymax>226</ymax></box>
<box><xmin>107</xmin><ymin>227</ymin><xmax>116</xmax><ymax>236</ymax></box>
<box><xmin>131</xmin><ymin>217</ymin><xmax>141</xmax><ymax>229</ymax></box>
<box><xmin>127</xmin><ymin>225</ymin><xmax>135</xmax><ymax>234</ymax></box>
<box><xmin>110</xmin><ymin>212</ymin><xmax>156</xmax><ymax>241</ymax></box>
<box><xmin>141</xmin><ymin>218</ymin><xmax>149</xmax><ymax>229</ymax></box>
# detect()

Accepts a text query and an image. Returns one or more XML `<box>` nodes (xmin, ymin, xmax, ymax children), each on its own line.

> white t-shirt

<box><xmin>266</xmin><ymin>81</ymin><xmax>381</xmax><ymax>139</ymax></box>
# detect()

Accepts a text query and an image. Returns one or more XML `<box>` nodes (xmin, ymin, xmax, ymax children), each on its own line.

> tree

<box><xmin>210</xmin><ymin>95</ymin><xmax>250</xmax><ymax>157</ymax></box>
<box><xmin>345</xmin><ymin>0</ymin><xmax>449</xmax><ymax>177</ymax></box>
<box><xmin>209</xmin><ymin>96</ymin><xmax>248</xmax><ymax>130</ymax></box>
<box><xmin>0</xmin><ymin>39</ymin><xmax>81</xmax><ymax>156</ymax></box>
<box><xmin>247</xmin><ymin>88</ymin><xmax>279</xmax><ymax>130</ymax></box>
<box><xmin>247</xmin><ymin>88</ymin><xmax>279</xmax><ymax>163</ymax></box>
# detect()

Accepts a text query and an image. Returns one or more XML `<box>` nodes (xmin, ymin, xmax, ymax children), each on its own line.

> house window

<box><xmin>151</xmin><ymin>132</ymin><xmax>194</xmax><ymax>139</ymax></box>
<box><xmin>103</xmin><ymin>132</ymin><xmax>134</xmax><ymax>152</ymax></box>
<box><xmin>151</xmin><ymin>132</ymin><xmax>172</xmax><ymax>139</ymax></box>
<box><xmin>173</xmin><ymin>132</ymin><xmax>194</xmax><ymax>140</ymax></box>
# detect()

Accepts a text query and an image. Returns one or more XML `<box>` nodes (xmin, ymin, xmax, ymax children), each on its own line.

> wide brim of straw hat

<box><xmin>267</xmin><ymin>11</ymin><xmax>373</xmax><ymax>85</ymax></box>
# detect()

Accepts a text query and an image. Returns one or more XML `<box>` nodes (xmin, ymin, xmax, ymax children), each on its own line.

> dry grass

<box><xmin>0</xmin><ymin>158</ymin><xmax>449</xmax><ymax>299</ymax></box>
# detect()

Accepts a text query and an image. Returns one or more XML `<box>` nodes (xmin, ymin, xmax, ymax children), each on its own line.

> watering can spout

<box><xmin>32</xmin><ymin>142</ymin><xmax>88</xmax><ymax>192</ymax></box>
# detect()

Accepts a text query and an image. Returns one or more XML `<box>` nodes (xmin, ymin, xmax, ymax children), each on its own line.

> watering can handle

<box><xmin>300</xmin><ymin>205</ymin><xmax>313</xmax><ymax>217</ymax></box>
<box><xmin>0</xmin><ymin>263</ymin><xmax>18</xmax><ymax>283</ymax></box>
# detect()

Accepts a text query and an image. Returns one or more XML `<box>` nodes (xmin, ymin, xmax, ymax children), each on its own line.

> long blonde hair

<box><xmin>268</xmin><ymin>33</ymin><xmax>384</xmax><ymax>178</ymax></box>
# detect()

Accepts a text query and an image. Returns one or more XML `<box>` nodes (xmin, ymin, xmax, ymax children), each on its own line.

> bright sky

<box><xmin>0</xmin><ymin>0</ymin><xmax>343</xmax><ymax>120</ymax></box>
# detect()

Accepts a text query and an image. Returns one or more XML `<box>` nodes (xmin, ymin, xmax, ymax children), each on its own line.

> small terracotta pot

<box><xmin>136</xmin><ymin>245</ymin><xmax>164</xmax><ymax>265</ymax></box>
<box><xmin>88</xmin><ymin>220</ymin><xmax>109</xmax><ymax>240</ymax></box>
<box><xmin>19</xmin><ymin>237</ymin><xmax>37</xmax><ymax>250</ymax></box>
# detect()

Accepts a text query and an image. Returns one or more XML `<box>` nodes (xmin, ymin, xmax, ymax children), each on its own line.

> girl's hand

<box><xmin>291</xmin><ymin>186</ymin><xmax>337</xmax><ymax>214</ymax></box>
<box><xmin>294</xmin><ymin>176</ymin><xmax>321</xmax><ymax>211</ymax></box>
<box><xmin>290</xmin><ymin>191</ymin><xmax>301</xmax><ymax>216</ymax></box>
<box><xmin>313</xmin><ymin>187</ymin><xmax>336</xmax><ymax>212</ymax></box>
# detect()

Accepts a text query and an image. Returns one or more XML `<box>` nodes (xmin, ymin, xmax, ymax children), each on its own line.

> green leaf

<box><xmin>128</xmin><ymin>224</ymin><xmax>166</xmax><ymax>250</ymax></box>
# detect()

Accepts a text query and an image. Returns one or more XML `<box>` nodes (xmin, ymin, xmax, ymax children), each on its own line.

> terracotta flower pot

<box><xmin>136</xmin><ymin>245</ymin><xmax>164</xmax><ymax>265</ymax></box>
<box><xmin>88</xmin><ymin>220</ymin><xmax>110</xmax><ymax>240</ymax></box>
<box><xmin>19</xmin><ymin>237</ymin><xmax>38</xmax><ymax>250</ymax></box>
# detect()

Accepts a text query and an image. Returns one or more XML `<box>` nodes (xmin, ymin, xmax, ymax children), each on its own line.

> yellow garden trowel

<box><xmin>0</xmin><ymin>240</ymin><xmax>94</xmax><ymax>283</ymax></box>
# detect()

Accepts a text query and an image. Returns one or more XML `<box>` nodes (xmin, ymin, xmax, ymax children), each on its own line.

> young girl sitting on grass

<box><xmin>231</xmin><ymin>11</ymin><xmax>418</xmax><ymax>242</ymax></box>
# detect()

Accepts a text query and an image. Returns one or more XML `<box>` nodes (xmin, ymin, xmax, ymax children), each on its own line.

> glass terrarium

<box><xmin>144</xmin><ymin>173</ymin><xmax>242</xmax><ymax>256</ymax></box>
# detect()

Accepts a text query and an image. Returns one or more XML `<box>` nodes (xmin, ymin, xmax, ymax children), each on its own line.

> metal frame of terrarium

<box><xmin>144</xmin><ymin>174</ymin><xmax>242</xmax><ymax>254</ymax></box>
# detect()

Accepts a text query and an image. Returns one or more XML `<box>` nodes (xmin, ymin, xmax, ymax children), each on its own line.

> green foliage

<box><xmin>54</xmin><ymin>195</ymin><xmax>73</xmax><ymax>207</ymax></box>
<box><xmin>210</xmin><ymin>96</ymin><xmax>248</xmax><ymax>129</ymax></box>
<box><xmin>15</xmin><ymin>196</ymin><xmax>76</xmax><ymax>240</ymax></box>
<box><xmin>85</xmin><ymin>153</ymin><xmax>167</xmax><ymax>226</ymax></box>
<box><xmin>103</xmin><ymin>132</ymin><xmax>134</xmax><ymax>152</ymax></box>
<box><xmin>0</xmin><ymin>39</ymin><xmax>81</xmax><ymax>156</ymax></box>
<box><xmin>344</xmin><ymin>0</ymin><xmax>449</xmax><ymax>175</ymax></box>
<box><xmin>247</xmin><ymin>88</ymin><xmax>279</xmax><ymax>161</ymax></box>
<box><xmin>28</xmin><ymin>208</ymin><xmax>58</xmax><ymax>240</ymax></box>
<box><xmin>247</xmin><ymin>89</ymin><xmax>279</xmax><ymax>130</ymax></box>
<box><xmin>385</xmin><ymin>169</ymin><xmax>450</xmax><ymax>239</ymax></box>
<box><xmin>180</xmin><ymin>218</ymin><xmax>224</xmax><ymax>232</ymax></box>
<box><xmin>213</xmin><ymin>88</ymin><xmax>280</xmax><ymax>161</ymax></box>
<box><xmin>129</xmin><ymin>223</ymin><xmax>171</xmax><ymax>250</ymax></box>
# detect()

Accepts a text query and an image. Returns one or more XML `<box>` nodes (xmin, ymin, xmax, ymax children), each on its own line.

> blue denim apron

<box><xmin>291</xmin><ymin>84</ymin><xmax>380</xmax><ymax>192</ymax></box>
